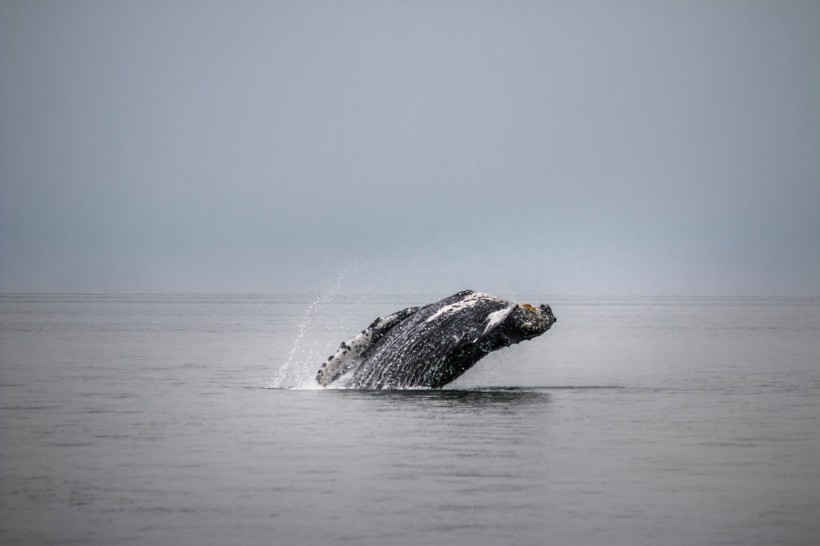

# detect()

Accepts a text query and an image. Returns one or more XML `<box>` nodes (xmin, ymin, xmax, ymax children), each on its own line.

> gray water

<box><xmin>1</xmin><ymin>293</ymin><xmax>818</xmax><ymax>545</ymax></box>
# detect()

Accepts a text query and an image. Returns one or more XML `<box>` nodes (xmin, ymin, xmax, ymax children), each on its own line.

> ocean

<box><xmin>0</xmin><ymin>293</ymin><xmax>818</xmax><ymax>545</ymax></box>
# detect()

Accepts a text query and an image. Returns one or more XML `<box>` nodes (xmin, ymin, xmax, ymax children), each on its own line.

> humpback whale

<box><xmin>316</xmin><ymin>290</ymin><xmax>556</xmax><ymax>389</ymax></box>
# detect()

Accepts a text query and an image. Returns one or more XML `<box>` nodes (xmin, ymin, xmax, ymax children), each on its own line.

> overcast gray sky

<box><xmin>1</xmin><ymin>1</ymin><xmax>818</xmax><ymax>296</ymax></box>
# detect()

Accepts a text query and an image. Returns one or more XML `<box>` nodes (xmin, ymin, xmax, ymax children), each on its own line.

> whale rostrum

<box><xmin>316</xmin><ymin>290</ymin><xmax>556</xmax><ymax>389</ymax></box>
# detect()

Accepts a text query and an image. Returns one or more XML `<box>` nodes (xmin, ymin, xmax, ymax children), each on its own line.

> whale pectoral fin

<box><xmin>316</xmin><ymin>306</ymin><xmax>420</xmax><ymax>387</ymax></box>
<box><xmin>316</xmin><ymin>345</ymin><xmax>361</xmax><ymax>387</ymax></box>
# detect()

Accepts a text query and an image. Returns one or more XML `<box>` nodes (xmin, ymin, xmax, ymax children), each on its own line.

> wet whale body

<box><xmin>316</xmin><ymin>290</ymin><xmax>557</xmax><ymax>389</ymax></box>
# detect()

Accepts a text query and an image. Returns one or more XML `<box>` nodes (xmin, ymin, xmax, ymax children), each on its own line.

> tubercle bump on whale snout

<box><xmin>517</xmin><ymin>302</ymin><xmax>557</xmax><ymax>325</ymax></box>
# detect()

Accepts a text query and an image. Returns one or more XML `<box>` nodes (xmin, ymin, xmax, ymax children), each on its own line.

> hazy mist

<box><xmin>2</xmin><ymin>1</ymin><xmax>818</xmax><ymax>296</ymax></box>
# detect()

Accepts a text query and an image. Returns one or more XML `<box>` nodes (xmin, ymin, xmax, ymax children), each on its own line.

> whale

<box><xmin>316</xmin><ymin>290</ymin><xmax>556</xmax><ymax>389</ymax></box>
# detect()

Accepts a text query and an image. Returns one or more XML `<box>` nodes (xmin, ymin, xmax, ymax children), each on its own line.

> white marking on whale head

<box><xmin>425</xmin><ymin>292</ymin><xmax>502</xmax><ymax>323</ymax></box>
<box><xmin>482</xmin><ymin>305</ymin><xmax>515</xmax><ymax>335</ymax></box>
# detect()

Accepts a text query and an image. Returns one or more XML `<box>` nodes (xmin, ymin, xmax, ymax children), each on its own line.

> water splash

<box><xmin>267</xmin><ymin>264</ymin><xmax>360</xmax><ymax>389</ymax></box>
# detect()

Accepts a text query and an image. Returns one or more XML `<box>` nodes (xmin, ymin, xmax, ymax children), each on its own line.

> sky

<box><xmin>1</xmin><ymin>0</ymin><xmax>818</xmax><ymax>296</ymax></box>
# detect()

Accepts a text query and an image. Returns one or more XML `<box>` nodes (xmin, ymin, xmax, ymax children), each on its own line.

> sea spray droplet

<box><xmin>267</xmin><ymin>264</ymin><xmax>361</xmax><ymax>389</ymax></box>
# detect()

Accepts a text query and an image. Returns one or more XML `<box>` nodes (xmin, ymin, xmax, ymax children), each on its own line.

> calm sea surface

<box><xmin>1</xmin><ymin>293</ymin><xmax>818</xmax><ymax>545</ymax></box>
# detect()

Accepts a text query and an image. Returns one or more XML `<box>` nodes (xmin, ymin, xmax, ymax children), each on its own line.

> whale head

<box><xmin>481</xmin><ymin>301</ymin><xmax>557</xmax><ymax>350</ymax></box>
<box><xmin>508</xmin><ymin>303</ymin><xmax>557</xmax><ymax>339</ymax></box>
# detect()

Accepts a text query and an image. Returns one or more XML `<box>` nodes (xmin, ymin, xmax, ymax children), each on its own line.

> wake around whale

<box><xmin>316</xmin><ymin>290</ymin><xmax>556</xmax><ymax>389</ymax></box>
